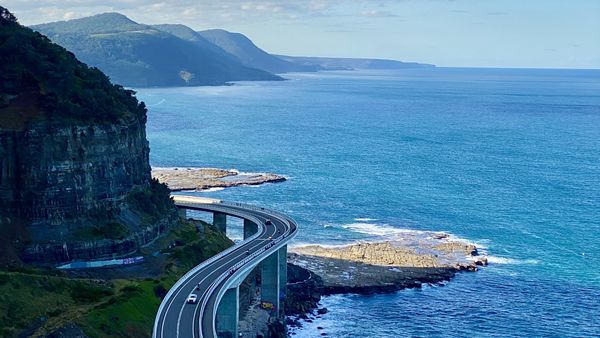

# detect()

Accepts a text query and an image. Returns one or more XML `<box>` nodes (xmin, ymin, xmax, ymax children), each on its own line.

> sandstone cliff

<box><xmin>0</xmin><ymin>10</ymin><xmax>177</xmax><ymax>265</ymax></box>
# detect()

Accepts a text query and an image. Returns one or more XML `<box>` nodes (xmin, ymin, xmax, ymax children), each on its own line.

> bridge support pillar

<box><xmin>243</xmin><ymin>219</ymin><xmax>258</xmax><ymax>239</ymax></box>
<box><xmin>216</xmin><ymin>286</ymin><xmax>239</xmax><ymax>338</ymax></box>
<box><xmin>213</xmin><ymin>212</ymin><xmax>227</xmax><ymax>233</ymax></box>
<box><xmin>261</xmin><ymin>245</ymin><xmax>287</xmax><ymax>318</ymax></box>
<box><xmin>278</xmin><ymin>245</ymin><xmax>287</xmax><ymax>317</ymax></box>
<box><xmin>177</xmin><ymin>208</ymin><xmax>187</xmax><ymax>219</ymax></box>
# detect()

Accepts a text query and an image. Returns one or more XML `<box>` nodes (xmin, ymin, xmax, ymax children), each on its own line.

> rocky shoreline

<box><xmin>288</xmin><ymin>239</ymin><xmax>487</xmax><ymax>295</ymax></box>
<box><xmin>284</xmin><ymin>238</ymin><xmax>487</xmax><ymax>334</ymax></box>
<box><xmin>152</xmin><ymin>167</ymin><xmax>286</xmax><ymax>191</ymax></box>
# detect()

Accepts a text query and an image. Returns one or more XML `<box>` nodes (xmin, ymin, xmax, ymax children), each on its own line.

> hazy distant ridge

<box><xmin>31</xmin><ymin>12</ymin><xmax>434</xmax><ymax>87</ymax></box>
<box><xmin>197</xmin><ymin>29</ymin><xmax>318</xmax><ymax>74</ymax></box>
<box><xmin>31</xmin><ymin>13</ymin><xmax>282</xmax><ymax>87</ymax></box>
<box><xmin>276</xmin><ymin>55</ymin><xmax>435</xmax><ymax>71</ymax></box>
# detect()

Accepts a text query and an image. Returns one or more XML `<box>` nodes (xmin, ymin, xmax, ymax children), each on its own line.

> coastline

<box><xmin>284</xmin><ymin>237</ymin><xmax>488</xmax><ymax>334</ymax></box>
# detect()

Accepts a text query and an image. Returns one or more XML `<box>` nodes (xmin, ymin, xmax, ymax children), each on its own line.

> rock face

<box><xmin>0</xmin><ymin>12</ymin><xmax>178</xmax><ymax>265</ymax></box>
<box><xmin>0</xmin><ymin>113</ymin><xmax>179</xmax><ymax>265</ymax></box>
<box><xmin>285</xmin><ymin>263</ymin><xmax>323</xmax><ymax>316</ymax></box>
<box><xmin>1</xmin><ymin>119</ymin><xmax>149</xmax><ymax>231</ymax></box>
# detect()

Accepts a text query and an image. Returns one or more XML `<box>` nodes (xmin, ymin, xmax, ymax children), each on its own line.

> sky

<box><xmin>3</xmin><ymin>0</ymin><xmax>600</xmax><ymax>69</ymax></box>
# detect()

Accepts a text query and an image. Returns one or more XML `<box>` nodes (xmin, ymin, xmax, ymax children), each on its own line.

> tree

<box><xmin>0</xmin><ymin>7</ymin><xmax>17</xmax><ymax>25</ymax></box>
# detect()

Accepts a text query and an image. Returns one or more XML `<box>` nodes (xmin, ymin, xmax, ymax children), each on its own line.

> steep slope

<box><xmin>151</xmin><ymin>24</ymin><xmax>240</xmax><ymax>64</ymax></box>
<box><xmin>197</xmin><ymin>29</ymin><xmax>317</xmax><ymax>73</ymax></box>
<box><xmin>0</xmin><ymin>8</ymin><xmax>177</xmax><ymax>264</ymax></box>
<box><xmin>31</xmin><ymin>13</ymin><xmax>282</xmax><ymax>87</ymax></box>
<box><xmin>276</xmin><ymin>55</ymin><xmax>435</xmax><ymax>70</ymax></box>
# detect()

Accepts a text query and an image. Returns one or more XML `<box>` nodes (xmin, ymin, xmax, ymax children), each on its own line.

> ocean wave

<box><xmin>487</xmin><ymin>256</ymin><xmax>539</xmax><ymax>265</ymax></box>
<box><xmin>338</xmin><ymin>222</ymin><xmax>488</xmax><ymax>255</ymax></box>
<box><xmin>354</xmin><ymin>217</ymin><xmax>378</xmax><ymax>222</ymax></box>
<box><xmin>340</xmin><ymin>222</ymin><xmax>432</xmax><ymax>238</ymax></box>
<box><xmin>289</xmin><ymin>241</ymin><xmax>349</xmax><ymax>249</ymax></box>
<box><xmin>147</xmin><ymin>98</ymin><xmax>166</xmax><ymax>107</ymax></box>
<box><xmin>200</xmin><ymin>187</ymin><xmax>225</xmax><ymax>192</ymax></box>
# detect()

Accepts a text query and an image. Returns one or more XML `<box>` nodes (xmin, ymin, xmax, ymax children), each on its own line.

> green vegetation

<box><xmin>0</xmin><ymin>220</ymin><xmax>233</xmax><ymax>337</ymax></box>
<box><xmin>0</xmin><ymin>272</ymin><xmax>115</xmax><ymax>337</ymax></box>
<box><xmin>127</xmin><ymin>178</ymin><xmax>175</xmax><ymax>223</ymax></box>
<box><xmin>0</xmin><ymin>7</ymin><xmax>146</xmax><ymax>127</ymax></box>
<box><xmin>30</xmin><ymin>12</ymin><xmax>282</xmax><ymax>87</ymax></box>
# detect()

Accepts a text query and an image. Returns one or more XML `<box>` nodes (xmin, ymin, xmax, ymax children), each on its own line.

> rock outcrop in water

<box><xmin>152</xmin><ymin>167</ymin><xmax>286</xmax><ymax>191</ymax></box>
<box><xmin>0</xmin><ymin>9</ymin><xmax>177</xmax><ymax>265</ymax></box>
<box><xmin>288</xmin><ymin>239</ymin><xmax>487</xmax><ymax>295</ymax></box>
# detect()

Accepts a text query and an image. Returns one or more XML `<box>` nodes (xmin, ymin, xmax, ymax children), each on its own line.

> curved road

<box><xmin>153</xmin><ymin>196</ymin><xmax>298</xmax><ymax>338</ymax></box>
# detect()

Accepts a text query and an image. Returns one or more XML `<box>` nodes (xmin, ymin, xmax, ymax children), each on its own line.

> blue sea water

<box><xmin>136</xmin><ymin>68</ymin><xmax>600</xmax><ymax>337</ymax></box>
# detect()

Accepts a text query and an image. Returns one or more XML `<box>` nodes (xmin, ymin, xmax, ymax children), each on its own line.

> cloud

<box><xmin>2</xmin><ymin>0</ymin><xmax>343</xmax><ymax>26</ymax></box>
<box><xmin>358</xmin><ymin>9</ymin><xmax>397</xmax><ymax>18</ymax></box>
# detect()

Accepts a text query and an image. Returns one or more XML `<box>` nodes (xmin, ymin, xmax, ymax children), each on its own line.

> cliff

<box><xmin>0</xmin><ymin>8</ymin><xmax>177</xmax><ymax>265</ymax></box>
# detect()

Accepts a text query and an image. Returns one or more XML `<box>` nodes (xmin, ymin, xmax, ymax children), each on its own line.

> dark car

<box><xmin>265</xmin><ymin>219</ymin><xmax>273</xmax><ymax>225</ymax></box>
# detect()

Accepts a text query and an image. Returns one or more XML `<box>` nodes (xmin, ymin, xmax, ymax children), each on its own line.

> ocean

<box><xmin>136</xmin><ymin>68</ymin><xmax>600</xmax><ymax>337</ymax></box>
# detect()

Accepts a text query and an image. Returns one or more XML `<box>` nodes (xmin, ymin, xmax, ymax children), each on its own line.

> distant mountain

<box><xmin>197</xmin><ymin>29</ymin><xmax>318</xmax><ymax>74</ymax></box>
<box><xmin>276</xmin><ymin>55</ymin><xmax>435</xmax><ymax>71</ymax></box>
<box><xmin>31</xmin><ymin>13</ymin><xmax>282</xmax><ymax>87</ymax></box>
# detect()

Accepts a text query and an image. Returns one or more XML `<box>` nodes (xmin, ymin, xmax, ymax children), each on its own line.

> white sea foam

<box><xmin>200</xmin><ymin>187</ymin><xmax>225</xmax><ymax>192</ymax></box>
<box><xmin>147</xmin><ymin>98</ymin><xmax>166</xmax><ymax>107</ymax></box>
<box><xmin>354</xmin><ymin>217</ymin><xmax>378</xmax><ymax>222</ymax></box>
<box><xmin>487</xmin><ymin>256</ymin><xmax>539</xmax><ymax>265</ymax></box>
<box><xmin>289</xmin><ymin>241</ymin><xmax>349</xmax><ymax>249</ymax></box>
<box><xmin>340</xmin><ymin>222</ymin><xmax>428</xmax><ymax>238</ymax></box>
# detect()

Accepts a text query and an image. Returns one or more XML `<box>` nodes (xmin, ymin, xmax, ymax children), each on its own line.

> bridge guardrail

<box><xmin>152</xmin><ymin>201</ymin><xmax>265</xmax><ymax>338</ymax></box>
<box><xmin>203</xmin><ymin>219</ymin><xmax>297</xmax><ymax>337</ymax></box>
<box><xmin>154</xmin><ymin>197</ymin><xmax>298</xmax><ymax>338</ymax></box>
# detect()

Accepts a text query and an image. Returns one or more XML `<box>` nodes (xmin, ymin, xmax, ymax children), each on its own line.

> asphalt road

<box><xmin>153</xmin><ymin>197</ymin><xmax>297</xmax><ymax>338</ymax></box>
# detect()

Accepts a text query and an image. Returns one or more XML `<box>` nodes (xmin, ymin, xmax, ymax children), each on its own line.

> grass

<box><xmin>0</xmin><ymin>219</ymin><xmax>233</xmax><ymax>337</ymax></box>
<box><xmin>0</xmin><ymin>272</ymin><xmax>115</xmax><ymax>337</ymax></box>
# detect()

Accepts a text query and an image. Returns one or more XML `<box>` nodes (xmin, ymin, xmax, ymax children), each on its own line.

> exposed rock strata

<box><xmin>1</xmin><ymin>119</ymin><xmax>149</xmax><ymax>230</ymax></box>
<box><xmin>0</xmin><ymin>14</ymin><xmax>178</xmax><ymax>264</ymax></box>
<box><xmin>152</xmin><ymin>167</ymin><xmax>286</xmax><ymax>191</ymax></box>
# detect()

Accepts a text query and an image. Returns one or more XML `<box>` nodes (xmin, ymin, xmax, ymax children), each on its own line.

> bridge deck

<box><xmin>153</xmin><ymin>196</ymin><xmax>297</xmax><ymax>338</ymax></box>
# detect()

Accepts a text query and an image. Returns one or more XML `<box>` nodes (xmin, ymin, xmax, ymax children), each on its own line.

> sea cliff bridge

<box><xmin>153</xmin><ymin>195</ymin><xmax>298</xmax><ymax>338</ymax></box>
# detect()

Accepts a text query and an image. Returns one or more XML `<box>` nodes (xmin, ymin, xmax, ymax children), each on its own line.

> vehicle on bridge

<box><xmin>186</xmin><ymin>294</ymin><xmax>198</xmax><ymax>304</ymax></box>
<box><xmin>265</xmin><ymin>219</ymin><xmax>273</xmax><ymax>225</ymax></box>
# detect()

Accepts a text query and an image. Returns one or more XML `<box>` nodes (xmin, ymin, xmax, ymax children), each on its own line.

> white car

<box><xmin>187</xmin><ymin>294</ymin><xmax>198</xmax><ymax>304</ymax></box>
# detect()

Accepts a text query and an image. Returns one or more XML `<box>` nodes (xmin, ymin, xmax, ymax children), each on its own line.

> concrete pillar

<box><xmin>243</xmin><ymin>219</ymin><xmax>258</xmax><ymax>239</ymax></box>
<box><xmin>177</xmin><ymin>208</ymin><xmax>187</xmax><ymax>219</ymax></box>
<box><xmin>213</xmin><ymin>212</ymin><xmax>227</xmax><ymax>233</ymax></box>
<box><xmin>260</xmin><ymin>249</ymin><xmax>280</xmax><ymax>316</ymax></box>
<box><xmin>278</xmin><ymin>245</ymin><xmax>288</xmax><ymax>317</ymax></box>
<box><xmin>216</xmin><ymin>286</ymin><xmax>239</xmax><ymax>338</ymax></box>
